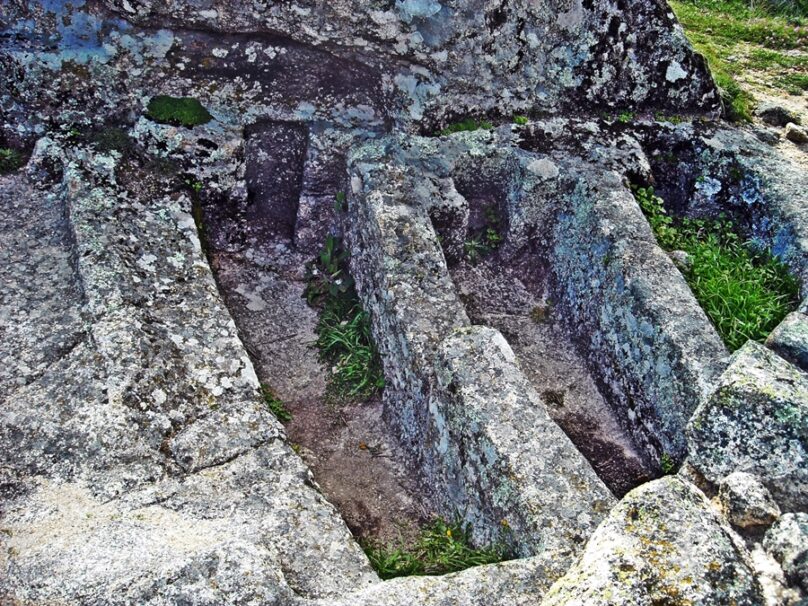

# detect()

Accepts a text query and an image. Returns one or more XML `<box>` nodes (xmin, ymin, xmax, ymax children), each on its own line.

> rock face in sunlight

<box><xmin>0</xmin><ymin>0</ymin><xmax>719</xmax><ymax>145</ymax></box>
<box><xmin>1</xmin><ymin>1</ymin><xmax>807</xmax><ymax>605</ymax></box>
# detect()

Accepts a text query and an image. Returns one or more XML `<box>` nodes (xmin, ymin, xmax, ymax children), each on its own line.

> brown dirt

<box><xmin>199</xmin><ymin>195</ymin><xmax>432</xmax><ymax>548</ymax></box>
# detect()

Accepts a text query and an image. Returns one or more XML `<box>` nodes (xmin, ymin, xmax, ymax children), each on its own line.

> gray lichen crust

<box><xmin>687</xmin><ymin>341</ymin><xmax>808</xmax><ymax>512</ymax></box>
<box><xmin>541</xmin><ymin>477</ymin><xmax>765</xmax><ymax>605</ymax></box>
<box><xmin>434</xmin><ymin>326</ymin><xmax>615</xmax><ymax>562</ymax></box>
<box><xmin>1</xmin><ymin>0</ymin><xmax>807</xmax><ymax>604</ymax></box>
<box><xmin>0</xmin><ymin>142</ymin><xmax>377</xmax><ymax>604</ymax></box>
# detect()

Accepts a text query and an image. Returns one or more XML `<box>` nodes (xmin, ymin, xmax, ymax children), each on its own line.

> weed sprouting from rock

<box><xmin>464</xmin><ymin>206</ymin><xmax>504</xmax><ymax>264</ymax></box>
<box><xmin>146</xmin><ymin>95</ymin><xmax>213</xmax><ymax>127</ymax></box>
<box><xmin>0</xmin><ymin>148</ymin><xmax>24</xmax><ymax>174</ymax></box>
<box><xmin>660</xmin><ymin>453</ymin><xmax>676</xmax><ymax>475</ymax></box>
<box><xmin>305</xmin><ymin>235</ymin><xmax>384</xmax><ymax>401</ymax></box>
<box><xmin>363</xmin><ymin>517</ymin><xmax>510</xmax><ymax>580</ymax></box>
<box><xmin>262</xmin><ymin>385</ymin><xmax>292</xmax><ymax>422</ymax></box>
<box><xmin>632</xmin><ymin>184</ymin><xmax>800</xmax><ymax>351</ymax></box>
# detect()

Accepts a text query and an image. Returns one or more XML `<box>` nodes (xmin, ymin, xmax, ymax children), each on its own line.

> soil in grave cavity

<box><xmin>450</xmin><ymin>253</ymin><xmax>654</xmax><ymax>497</ymax></box>
<box><xmin>197</xmin><ymin>192</ymin><xmax>432</xmax><ymax>548</ymax></box>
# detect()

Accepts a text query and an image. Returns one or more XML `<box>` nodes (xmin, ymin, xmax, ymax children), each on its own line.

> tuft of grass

<box><xmin>439</xmin><ymin>118</ymin><xmax>494</xmax><ymax>136</ymax></box>
<box><xmin>513</xmin><ymin>115</ymin><xmax>529</xmax><ymax>125</ymax></box>
<box><xmin>334</xmin><ymin>191</ymin><xmax>347</xmax><ymax>213</ymax></box>
<box><xmin>261</xmin><ymin>385</ymin><xmax>292</xmax><ymax>422</ymax></box>
<box><xmin>305</xmin><ymin>235</ymin><xmax>384</xmax><ymax>401</ymax></box>
<box><xmin>363</xmin><ymin>518</ymin><xmax>509</xmax><ymax>580</ymax></box>
<box><xmin>714</xmin><ymin>70</ymin><xmax>756</xmax><ymax>122</ymax></box>
<box><xmin>146</xmin><ymin>95</ymin><xmax>213</xmax><ymax>128</ymax></box>
<box><xmin>660</xmin><ymin>453</ymin><xmax>677</xmax><ymax>475</ymax></box>
<box><xmin>633</xmin><ymin>185</ymin><xmax>800</xmax><ymax>351</ymax></box>
<box><xmin>0</xmin><ymin>148</ymin><xmax>24</xmax><ymax>174</ymax></box>
<box><xmin>617</xmin><ymin>111</ymin><xmax>635</xmax><ymax>124</ymax></box>
<box><xmin>777</xmin><ymin>72</ymin><xmax>808</xmax><ymax>95</ymax></box>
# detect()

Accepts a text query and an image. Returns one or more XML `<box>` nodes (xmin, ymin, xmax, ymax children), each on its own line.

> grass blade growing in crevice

<box><xmin>362</xmin><ymin>518</ymin><xmax>511</xmax><ymax>580</ymax></box>
<box><xmin>305</xmin><ymin>235</ymin><xmax>384</xmax><ymax>401</ymax></box>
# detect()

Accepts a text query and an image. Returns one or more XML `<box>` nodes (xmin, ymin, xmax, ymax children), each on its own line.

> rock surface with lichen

<box><xmin>687</xmin><ymin>341</ymin><xmax>808</xmax><ymax>512</ymax></box>
<box><xmin>0</xmin><ymin>140</ymin><xmax>377</xmax><ymax>604</ymax></box>
<box><xmin>540</xmin><ymin>476</ymin><xmax>765</xmax><ymax>605</ymax></box>
<box><xmin>1</xmin><ymin>0</ymin><xmax>808</xmax><ymax>604</ymax></box>
<box><xmin>2</xmin><ymin>0</ymin><xmax>720</xmax><ymax>141</ymax></box>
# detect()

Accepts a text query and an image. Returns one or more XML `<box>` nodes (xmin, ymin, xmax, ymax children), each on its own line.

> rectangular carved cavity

<box><xmin>245</xmin><ymin>121</ymin><xmax>308</xmax><ymax>238</ymax></box>
<box><xmin>347</xmin><ymin>153</ymin><xmax>616</xmax><ymax>566</ymax></box>
<box><xmin>166</xmin><ymin>31</ymin><xmax>391</xmax><ymax>124</ymax></box>
<box><xmin>351</xmin><ymin>132</ymin><xmax>731</xmax><ymax>491</ymax></box>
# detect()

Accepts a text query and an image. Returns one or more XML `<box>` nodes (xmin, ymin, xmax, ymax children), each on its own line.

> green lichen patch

<box><xmin>362</xmin><ymin>518</ymin><xmax>510</xmax><ymax>580</ymax></box>
<box><xmin>146</xmin><ymin>96</ymin><xmax>213</xmax><ymax>128</ymax></box>
<box><xmin>633</xmin><ymin>185</ymin><xmax>800</xmax><ymax>352</ymax></box>
<box><xmin>0</xmin><ymin>148</ymin><xmax>25</xmax><ymax>175</ymax></box>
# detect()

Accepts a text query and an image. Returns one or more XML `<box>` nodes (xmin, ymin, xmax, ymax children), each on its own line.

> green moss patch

<box><xmin>363</xmin><ymin>518</ymin><xmax>509</xmax><ymax>580</ymax></box>
<box><xmin>146</xmin><ymin>96</ymin><xmax>213</xmax><ymax>127</ymax></box>
<box><xmin>633</xmin><ymin>185</ymin><xmax>800</xmax><ymax>352</ymax></box>
<box><xmin>439</xmin><ymin>118</ymin><xmax>494</xmax><ymax>136</ymax></box>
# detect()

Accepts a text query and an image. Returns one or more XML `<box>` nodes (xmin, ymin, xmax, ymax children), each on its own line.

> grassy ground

<box><xmin>670</xmin><ymin>0</ymin><xmax>807</xmax><ymax>120</ymax></box>
<box><xmin>633</xmin><ymin>185</ymin><xmax>800</xmax><ymax>351</ymax></box>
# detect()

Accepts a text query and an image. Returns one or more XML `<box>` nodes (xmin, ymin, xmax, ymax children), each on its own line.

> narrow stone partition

<box><xmin>347</xmin><ymin>141</ymin><xmax>615</xmax><ymax>574</ymax></box>
<box><xmin>547</xmin><ymin>163</ymin><xmax>730</xmax><ymax>464</ymax></box>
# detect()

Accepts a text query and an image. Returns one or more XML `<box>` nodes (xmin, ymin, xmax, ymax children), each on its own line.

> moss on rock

<box><xmin>146</xmin><ymin>95</ymin><xmax>213</xmax><ymax>127</ymax></box>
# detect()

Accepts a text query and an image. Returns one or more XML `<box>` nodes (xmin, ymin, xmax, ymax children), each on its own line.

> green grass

<box><xmin>670</xmin><ymin>0</ymin><xmax>807</xmax><ymax>119</ymax></box>
<box><xmin>439</xmin><ymin>118</ymin><xmax>494</xmax><ymax>136</ymax></box>
<box><xmin>261</xmin><ymin>385</ymin><xmax>292</xmax><ymax>422</ymax></box>
<box><xmin>146</xmin><ymin>95</ymin><xmax>213</xmax><ymax>127</ymax></box>
<box><xmin>305</xmin><ymin>235</ymin><xmax>384</xmax><ymax>401</ymax></box>
<box><xmin>633</xmin><ymin>185</ymin><xmax>800</xmax><ymax>351</ymax></box>
<box><xmin>0</xmin><ymin>148</ymin><xmax>24</xmax><ymax>174</ymax></box>
<box><xmin>363</xmin><ymin>518</ymin><xmax>509</xmax><ymax>580</ymax></box>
